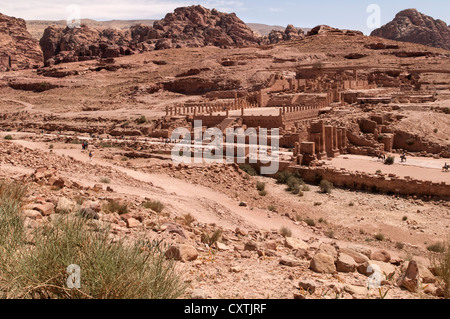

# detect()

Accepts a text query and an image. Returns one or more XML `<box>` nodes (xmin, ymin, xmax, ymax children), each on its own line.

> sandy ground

<box><xmin>7</xmin><ymin>136</ymin><xmax>448</xmax><ymax>260</ymax></box>
<box><xmin>329</xmin><ymin>154</ymin><xmax>450</xmax><ymax>183</ymax></box>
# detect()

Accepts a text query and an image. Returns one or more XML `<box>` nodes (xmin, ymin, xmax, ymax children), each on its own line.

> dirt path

<box><xmin>329</xmin><ymin>154</ymin><xmax>450</xmax><ymax>183</ymax></box>
<box><xmin>9</xmin><ymin>139</ymin><xmax>318</xmax><ymax>240</ymax></box>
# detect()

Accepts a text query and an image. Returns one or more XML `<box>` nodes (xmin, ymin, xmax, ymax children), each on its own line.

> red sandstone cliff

<box><xmin>0</xmin><ymin>13</ymin><xmax>43</xmax><ymax>71</ymax></box>
<box><xmin>39</xmin><ymin>25</ymin><xmax>133</xmax><ymax>66</ymax></box>
<box><xmin>371</xmin><ymin>9</ymin><xmax>450</xmax><ymax>51</ymax></box>
<box><xmin>39</xmin><ymin>5</ymin><xmax>261</xmax><ymax>66</ymax></box>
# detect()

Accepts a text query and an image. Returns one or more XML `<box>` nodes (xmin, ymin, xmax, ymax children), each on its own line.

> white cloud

<box><xmin>269</xmin><ymin>8</ymin><xmax>284</xmax><ymax>13</ymax></box>
<box><xmin>0</xmin><ymin>0</ymin><xmax>246</xmax><ymax>20</ymax></box>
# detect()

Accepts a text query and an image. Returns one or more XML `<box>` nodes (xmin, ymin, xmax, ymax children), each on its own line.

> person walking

<box><xmin>89</xmin><ymin>151</ymin><xmax>93</xmax><ymax>161</ymax></box>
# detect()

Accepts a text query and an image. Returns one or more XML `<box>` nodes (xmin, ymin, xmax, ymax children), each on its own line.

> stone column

<box><xmin>325</xmin><ymin>126</ymin><xmax>334</xmax><ymax>157</ymax></box>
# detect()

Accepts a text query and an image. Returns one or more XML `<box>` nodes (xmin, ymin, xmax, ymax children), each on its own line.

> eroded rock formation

<box><xmin>268</xmin><ymin>25</ymin><xmax>305</xmax><ymax>44</ymax></box>
<box><xmin>39</xmin><ymin>25</ymin><xmax>134</xmax><ymax>66</ymax></box>
<box><xmin>371</xmin><ymin>9</ymin><xmax>450</xmax><ymax>50</ymax></box>
<box><xmin>0</xmin><ymin>13</ymin><xmax>43</xmax><ymax>71</ymax></box>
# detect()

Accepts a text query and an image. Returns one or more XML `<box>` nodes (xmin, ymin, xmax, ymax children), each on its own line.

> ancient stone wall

<box><xmin>294</xmin><ymin>166</ymin><xmax>450</xmax><ymax>198</ymax></box>
<box><xmin>393</xmin><ymin>130</ymin><xmax>449</xmax><ymax>156</ymax></box>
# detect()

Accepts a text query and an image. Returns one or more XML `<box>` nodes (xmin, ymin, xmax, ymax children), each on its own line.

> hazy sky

<box><xmin>1</xmin><ymin>0</ymin><xmax>449</xmax><ymax>34</ymax></box>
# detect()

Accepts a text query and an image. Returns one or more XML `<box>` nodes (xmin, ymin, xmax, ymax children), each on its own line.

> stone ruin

<box><xmin>292</xmin><ymin>120</ymin><xmax>347</xmax><ymax>166</ymax></box>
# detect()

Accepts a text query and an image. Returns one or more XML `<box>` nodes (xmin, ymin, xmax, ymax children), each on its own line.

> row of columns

<box><xmin>165</xmin><ymin>100</ymin><xmax>259</xmax><ymax>116</ymax></box>
<box><xmin>278</xmin><ymin>105</ymin><xmax>321</xmax><ymax>116</ymax></box>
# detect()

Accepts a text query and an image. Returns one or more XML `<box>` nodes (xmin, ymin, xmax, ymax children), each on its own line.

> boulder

<box><xmin>336</xmin><ymin>253</ymin><xmax>357</xmax><ymax>273</ymax></box>
<box><xmin>23</xmin><ymin>209</ymin><xmax>42</xmax><ymax>220</ymax></box>
<box><xmin>285</xmin><ymin>237</ymin><xmax>309</xmax><ymax>250</ymax></box>
<box><xmin>56</xmin><ymin>197</ymin><xmax>75</xmax><ymax>213</ymax></box>
<box><xmin>166</xmin><ymin>244</ymin><xmax>199</xmax><ymax>262</ymax></box>
<box><xmin>124</xmin><ymin>217</ymin><xmax>140</xmax><ymax>228</ymax></box>
<box><xmin>310</xmin><ymin>253</ymin><xmax>336</xmax><ymax>274</ymax></box>
<box><xmin>358</xmin><ymin>260</ymin><xmax>397</xmax><ymax>279</ymax></box>
<box><xmin>397</xmin><ymin>260</ymin><xmax>419</xmax><ymax>292</ymax></box>
<box><xmin>340</xmin><ymin>248</ymin><xmax>369</xmax><ymax>264</ymax></box>
<box><xmin>318</xmin><ymin>243</ymin><xmax>338</xmax><ymax>259</ymax></box>
<box><xmin>344</xmin><ymin>285</ymin><xmax>369</xmax><ymax>299</ymax></box>
<box><xmin>279</xmin><ymin>256</ymin><xmax>305</xmax><ymax>267</ymax></box>
<box><xmin>370</xmin><ymin>249</ymin><xmax>391</xmax><ymax>263</ymax></box>
<box><xmin>244</xmin><ymin>240</ymin><xmax>259</xmax><ymax>251</ymax></box>
<box><xmin>346</xmin><ymin>244</ymin><xmax>372</xmax><ymax>258</ymax></box>
<box><xmin>32</xmin><ymin>202</ymin><xmax>55</xmax><ymax>216</ymax></box>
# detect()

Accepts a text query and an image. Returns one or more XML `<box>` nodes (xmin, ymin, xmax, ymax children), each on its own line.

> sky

<box><xmin>1</xmin><ymin>0</ymin><xmax>449</xmax><ymax>35</ymax></box>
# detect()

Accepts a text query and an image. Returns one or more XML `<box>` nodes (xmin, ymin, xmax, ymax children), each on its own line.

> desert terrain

<box><xmin>0</xmin><ymin>5</ymin><xmax>449</xmax><ymax>300</ymax></box>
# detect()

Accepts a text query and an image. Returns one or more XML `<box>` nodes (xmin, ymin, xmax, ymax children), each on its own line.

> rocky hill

<box><xmin>39</xmin><ymin>25</ymin><xmax>134</xmax><ymax>66</ymax></box>
<box><xmin>39</xmin><ymin>5</ymin><xmax>261</xmax><ymax>66</ymax></box>
<box><xmin>0</xmin><ymin>13</ymin><xmax>43</xmax><ymax>71</ymax></box>
<box><xmin>129</xmin><ymin>5</ymin><xmax>260</xmax><ymax>49</ymax></box>
<box><xmin>26</xmin><ymin>19</ymin><xmax>156</xmax><ymax>40</ymax></box>
<box><xmin>371</xmin><ymin>9</ymin><xmax>450</xmax><ymax>51</ymax></box>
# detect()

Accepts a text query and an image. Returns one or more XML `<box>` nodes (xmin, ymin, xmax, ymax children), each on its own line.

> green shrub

<box><xmin>99</xmin><ymin>177</ymin><xmax>111</xmax><ymax>184</ymax></box>
<box><xmin>142</xmin><ymin>200</ymin><xmax>164</xmax><ymax>213</ymax></box>
<box><xmin>3</xmin><ymin>135</ymin><xmax>13</xmax><ymax>140</ymax></box>
<box><xmin>137</xmin><ymin>115</ymin><xmax>147</xmax><ymax>124</ymax></box>
<box><xmin>276</xmin><ymin>171</ymin><xmax>293</xmax><ymax>184</ymax></box>
<box><xmin>201</xmin><ymin>229</ymin><xmax>223</xmax><ymax>247</ymax></box>
<box><xmin>256</xmin><ymin>181</ymin><xmax>266</xmax><ymax>192</ymax></box>
<box><xmin>374</xmin><ymin>233</ymin><xmax>385</xmax><ymax>241</ymax></box>
<box><xmin>0</xmin><ymin>181</ymin><xmax>27</xmax><ymax>252</ymax></box>
<box><xmin>0</xmin><ymin>216</ymin><xmax>186</xmax><ymax>299</ymax></box>
<box><xmin>402</xmin><ymin>216</ymin><xmax>408</xmax><ymax>221</ymax></box>
<box><xmin>268</xmin><ymin>205</ymin><xmax>277</xmax><ymax>212</ymax></box>
<box><xmin>181</xmin><ymin>213</ymin><xmax>195</xmax><ymax>226</ymax></box>
<box><xmin>304</xmin><ymin>218</ymin><xmax>316</xmax><ymax>227</ymax></box>
<box><xmin>430</xmin><ymin>239</ymin><xmax>450</xmax><ymax>298</ymax></box>
<box><xmin>238</xmin><ymin>164</ymin><xmax>257</xmax><ymax>176</ymax></box>
<box><xmin>319</xmin><ymin>180</ymin><xmax>334</xmax><ymax>194</ymax></box>
<box><xmin>427</xmin><ymin>242</ymin><xmax>445</xmax><ymax>253</ymax></box>
<box><xmin>279</xmin><ymin>227</ymin><xmax>292</xmax><ymax>237</ymax></box>
<box><xmin>287</xmin><ymin>176</ymin><xmax>303</xmax><ymax>189</ymax></box>
<box><xmin>384</xmin><ymin>156</ymin><xmax>395</xmax><ymax>165</ymax></box>
<box><xmin>259</xmin><ymin>190</ymin><xmax>268</xmax><ymax>196</ymax></box>
<box><xmin>325</xmin><ymin>230</ymin><xmax>335</xmax><ymax>239</ymax></box>
<box><xmin>395</xmin><ymin>242</ymin><xmax>405</xmax><ymax>250</ymax></box>
<box><xmin>103</xmin><ymin>200</ymin><xmax>128</xmax><ymax>215</ymax></box>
